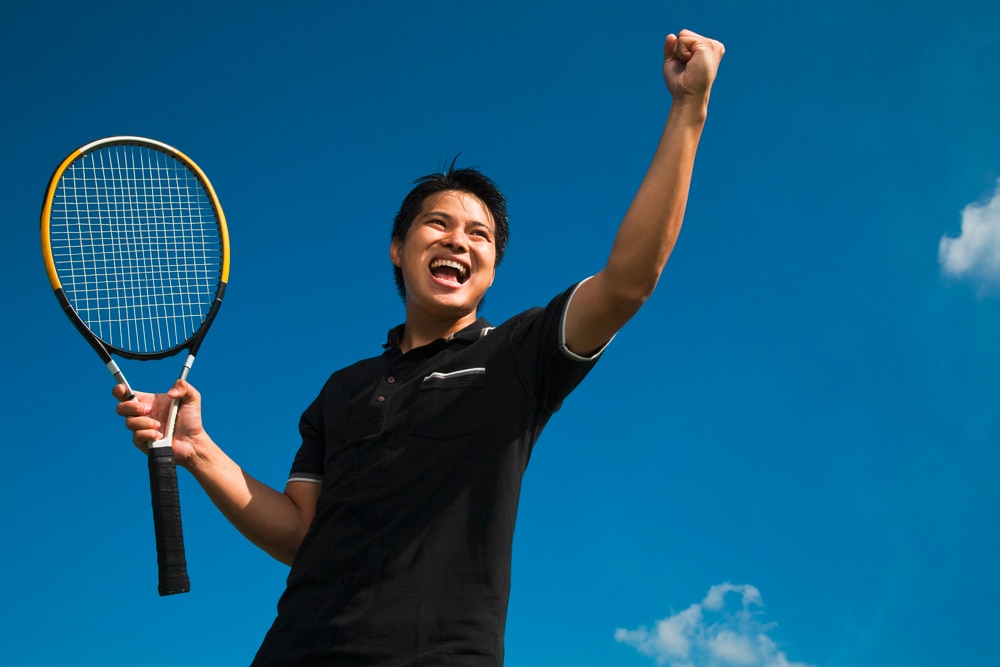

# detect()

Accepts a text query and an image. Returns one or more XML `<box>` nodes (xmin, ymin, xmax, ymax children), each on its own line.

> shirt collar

<box><xmin>382</xmin><ymin>317</ymin><xmax>494</xmax><ymax>351</ymax></box>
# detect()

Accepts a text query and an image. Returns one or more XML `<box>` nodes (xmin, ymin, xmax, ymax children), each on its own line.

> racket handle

<box><xmin>148</xmin><ymin>445</ymin><xmax>190</xmax><ymax>595</ymax></box>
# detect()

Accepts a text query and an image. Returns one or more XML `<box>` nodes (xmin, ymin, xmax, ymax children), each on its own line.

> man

<box><xmin>116</xmin><ymin>29</ymin><xmax>724</xmax><ymax>666</ymax></box>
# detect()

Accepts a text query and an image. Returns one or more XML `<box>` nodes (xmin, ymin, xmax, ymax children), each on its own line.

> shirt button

<box><xmin>386</xmin><ymin>376</ymin><xmax>396</xmax><ymax>383</ymax></box>
<box><xmin>376</xmin><ymin>395</ymin><xmax>386</xmax><ymax>402</ymax></box>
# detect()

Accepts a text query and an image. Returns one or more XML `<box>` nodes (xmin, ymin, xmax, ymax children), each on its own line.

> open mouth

<box><xmin>429</xmin><ymin>258</ymin><xmax>470</xmax><ymax>285</ymax></box>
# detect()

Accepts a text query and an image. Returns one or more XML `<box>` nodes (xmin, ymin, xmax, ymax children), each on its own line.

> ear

<box><xmin>390</xmin><ymin>237</ymin><xmax>402</xmax><ymax>267</ymax></box>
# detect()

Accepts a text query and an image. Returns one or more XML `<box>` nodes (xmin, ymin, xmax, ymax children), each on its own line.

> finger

<box><xmin>682</xmin><ymin>30</ymin><xmax>725</xmax><ymax>60</ymax></box>
<box><xmin>128</xmin><ymin>418</ymin><xmax>163</xmax><ymax>439</ymax></box>
<box><xmin>673</xmin><ymin>29</ymin><xmax>700</xmax><ymax>60</ymax></box>
<box><xmin>113</xmin><ymin>384</ymin><xmax>156</xmax><ymax>406</ymax></box>
<box><xmin>666</xmin><ymin>33</ymin><xmax>692</xmax><ymax>62</ymax></box>
<box><xmin>664</xmin><ymin>33</ymin><xmax>678</xmax><ymax>60</ymax></box>
<box><xmin>675</xmin><ymin>42</ymin><xmax>692</xmax><ymax>62</ymax></box>
<box><xmin>133</xmin><ymin>430</ymin><xmax>161</xmax><ymax>450</ymax></box>
<box><xmin>116</xmin><ymin>399</ymin><xmax>151</xmax><ymax>417</ymax></box>
<box><xmin>124</xmin><ymin>413</ymin><xmax>164</xmax><ymax>444</ymax></box>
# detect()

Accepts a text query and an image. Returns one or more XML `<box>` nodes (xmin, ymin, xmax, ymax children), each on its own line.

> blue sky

<box><xmin>3</xmin><ymin>1</ymin><xmax>999</xmax><ymax>665</ymax></box>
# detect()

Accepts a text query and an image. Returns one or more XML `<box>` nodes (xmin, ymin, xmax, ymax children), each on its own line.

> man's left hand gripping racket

<box><xmin>40</xmin><ymin>136</ymin><xmax>230</xmax><ymax>596</ymax></box>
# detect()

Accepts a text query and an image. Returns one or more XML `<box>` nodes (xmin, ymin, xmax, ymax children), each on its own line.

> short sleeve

<box><xmin>509</xmin><ymin>279</ymin><xmax>610</xmax><ymax>416</ymax></box>
<box><xmin>287</xmin><ymin>390</ymin><xmax>325</xmax><ymax>485</ymax></box>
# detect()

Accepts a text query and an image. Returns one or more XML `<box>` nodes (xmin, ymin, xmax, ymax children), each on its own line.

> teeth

<box><xmin>430</xmin><ymin>259</ymin><xmax>469</xmax><ymax>279</ymax></box>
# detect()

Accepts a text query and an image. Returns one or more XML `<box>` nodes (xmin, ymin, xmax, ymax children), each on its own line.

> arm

<box><xmin>114</xmin><ymin>381</ymin><xmax>317</xmax><ymax>565</ymax></box>
<box><xmin>564</xmin><ymin>29</ymin><xmax>725</xmax><ymax>355</ymax></box>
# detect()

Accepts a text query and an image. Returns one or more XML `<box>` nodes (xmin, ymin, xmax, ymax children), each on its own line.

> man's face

<box><xmin>390</xmin><ymin>190</ymin><xmax>497</xmax><ymax>320</ymax></box>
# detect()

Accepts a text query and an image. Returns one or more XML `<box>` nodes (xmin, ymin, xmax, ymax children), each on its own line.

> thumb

<box><xmin>168</xmin><ymin>379</ymin><xmax>201</xmax><ymax>405</ymax></box>
<box><xmin>664</xmin><ymin>33</ymin><xmax>678</xmax><ymax>60</ymax></box>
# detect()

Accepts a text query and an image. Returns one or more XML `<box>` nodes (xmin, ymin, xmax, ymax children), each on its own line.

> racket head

<box><xmin>41</xmin><ymin>136</ymin><xmax>230</xmax><ymax>361</ymax></box>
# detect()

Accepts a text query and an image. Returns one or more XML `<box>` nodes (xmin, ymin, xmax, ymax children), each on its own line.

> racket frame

<box><xmin>40</xmin><ymin>136</ymin><xmax>231</xmax><ymax>596</ymax></box>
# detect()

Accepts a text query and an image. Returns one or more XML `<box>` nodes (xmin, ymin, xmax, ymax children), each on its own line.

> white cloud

<box><xmin>708</xmin><ymin>629</ymin><xmax>756</xmax><ymax>664</ymax></box>
<box><xmin>939</xmin><ymin>177</ymin><xmax>1000</xmax><ymax>291</ymax></box>
<box><xmin>615</xmin><ymin>583</ymin><xmax>814</xmax><ymax>667</ymax></box>
<box><xmin>703</xmin><ymin>583</ymin><xmax>761</xmax><ymax>611</ymax></box>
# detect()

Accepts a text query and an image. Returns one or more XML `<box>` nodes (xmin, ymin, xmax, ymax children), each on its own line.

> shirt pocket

<box><xmin>410</xmin><ymin>367</ymin><xmax>486</xmax><ymax>440</ymax></box>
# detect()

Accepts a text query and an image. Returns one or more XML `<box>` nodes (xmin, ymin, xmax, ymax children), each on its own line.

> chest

<box><xmin>319</xmin><ymin>339</ymin><xmax>535</xmax><ymax>485</ymax></box>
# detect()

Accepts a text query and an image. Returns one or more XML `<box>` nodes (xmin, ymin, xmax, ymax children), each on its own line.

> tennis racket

<box><xmin>40</xmin><ymin>136</ymin><xmax>230</xmax><ymax>596</ymax></box>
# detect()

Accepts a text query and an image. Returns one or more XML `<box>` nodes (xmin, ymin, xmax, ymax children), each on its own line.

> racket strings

<box><xmin>48</xmin><ymin>144</ymin><xmax>223</xmax><ymax>355</ymax></box>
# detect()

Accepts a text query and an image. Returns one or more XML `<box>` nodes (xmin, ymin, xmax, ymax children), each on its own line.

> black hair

<box><xmin>391</xmin><ymin>161</ymin><xmax>509</xmax><ymax>302</ymax></box>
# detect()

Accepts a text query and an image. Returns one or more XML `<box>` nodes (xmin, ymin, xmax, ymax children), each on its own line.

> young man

<box><xmin>115</xmin><ymin>29</ymin><xmax>724</xmax><ymax>666</ymax></box>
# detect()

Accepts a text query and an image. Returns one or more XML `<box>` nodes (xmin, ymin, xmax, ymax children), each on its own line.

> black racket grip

<box><xmin>148</xmin><ymin>446</ymin><xmax>191</xmax><ymax>595</ymax></box>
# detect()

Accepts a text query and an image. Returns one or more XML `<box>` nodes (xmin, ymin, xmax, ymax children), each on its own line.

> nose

<box><xmin>442</xmin><ymin>228</ymin><xmax>468</xmax><ymax>252</ymax></box>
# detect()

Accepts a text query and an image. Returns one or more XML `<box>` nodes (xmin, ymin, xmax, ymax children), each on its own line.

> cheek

<box><xmin>477</xmin><ymin>245</ymin><xmax>497</xmax><ymax>271</ymax></box>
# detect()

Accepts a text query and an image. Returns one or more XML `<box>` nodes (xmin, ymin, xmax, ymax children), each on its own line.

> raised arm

<box><xmin>564</xmin><ymin>29</ymin><xmax>725</xmax><ymax>355</ymax></box>
<box><xmin>114</xmin><ymin>381</ymin><xmax>318</xmax><ymax>565</ymax></box>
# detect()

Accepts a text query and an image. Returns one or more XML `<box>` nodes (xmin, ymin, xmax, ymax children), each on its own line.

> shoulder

<box><xmin>492</xmin><ymin>281</ymin><xmax>588</xmax><ymax>345</ymax></box>
<box><xmin>313</xmin><ymin>352</ymin><xmax>388</xmax><ymax>398</ymax></box>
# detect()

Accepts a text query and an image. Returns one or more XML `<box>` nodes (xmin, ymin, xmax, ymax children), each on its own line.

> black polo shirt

<box><xmin>252</xmin><ymin>282</ymin><xmax>605</xmax><ymax>666</ymax></box>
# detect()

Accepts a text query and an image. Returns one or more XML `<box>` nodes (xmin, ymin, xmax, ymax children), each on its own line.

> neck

<box><xmin>398</xmin><ymin>306</ymin><xmax>480</xmax><ymax>353</ymax></box>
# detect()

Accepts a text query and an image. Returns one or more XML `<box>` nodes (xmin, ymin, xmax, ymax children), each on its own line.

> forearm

<box><xmin>183</xmin><ymin>437</ymin><xmax>312</xmax><ymax>565</ymax></box>
<box><xmin>601</xmin><ymin>97</ymin><xmax>707</xmax><ymax>304</ymax></box>
<box><xmin>564</xmin><ymin>98</ymin><xmax>709</xmax><ymax>355</ymax></box>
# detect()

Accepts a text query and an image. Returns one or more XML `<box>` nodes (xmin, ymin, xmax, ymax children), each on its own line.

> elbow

<box><xmin>601</xmin><ymin>258</ymin><xmax>663</xmax><ymax>303</ymax></box>
<box><xmin>271</xmin><ymin>547</ymin><xmax>298</xmax><ymax>567</ymax></box>
<box><xmin>604</xmin><ymin>272</ymin><xmax>660</xmax><ymax>312</ymax></box>
<box><xmin>265</xmin><ymin>531</ymin><xmax>306</xmax><ymax>566</ymax></box>
<box><xmin>257</xmin><ymin>518</ymin><xmax>311</xmax><ymax>566</ymax></box>
<box><xmin>595</xmin><ymin>282</ymin><xmax>655</xmax><ymax>325</ymax></box>
<box><xmin>628</xmin><ymin>277</ymin><xmax>660</xmax><ymax>305</ymax></box>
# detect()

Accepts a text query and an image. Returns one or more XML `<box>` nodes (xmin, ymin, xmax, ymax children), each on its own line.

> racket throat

<box><xmin>106</xmin><ymin>359</ymin><xmax>135</xmax><ymax>400</ymax></box>
<box><xmin>178</xmin><ymin>353</ymin><xmax>195</xmax><ymax>381</ymax></box>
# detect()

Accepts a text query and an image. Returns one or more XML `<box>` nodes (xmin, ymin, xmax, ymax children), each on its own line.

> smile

<box><xmin>429</xmin><ymin>258</ymin><xmax>470</xmax><ymax>285</ymax></box>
